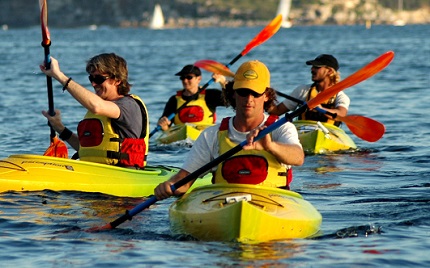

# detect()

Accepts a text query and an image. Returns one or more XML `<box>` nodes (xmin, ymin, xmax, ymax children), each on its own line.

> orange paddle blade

<box><xmin>194</xmin><ymin>60</ymin><xmax>235</xmax><ymax>77</ymax></box>
<box><xmin>39</xmin><ymin>0</ymin><xmax>50</xmax><ymax>46</ymax></box>
<box><xmin>241</xmin><ymin>14</ymin><xmax>282</xmax><ymax>56</ymax></box>
<box><xmin>308</xmin><ymin>51</ymin><xmax>395</xmax><ymax>109</ymax></box>
<box><xmin>43</xmin><ymin>136</ymin><xmax>68</xmax><ymax>158</ymax></box>
<box><xmin>340</xmin><ymin>115</ymin><xmax>385</xmax><ymax>142</ymax></box>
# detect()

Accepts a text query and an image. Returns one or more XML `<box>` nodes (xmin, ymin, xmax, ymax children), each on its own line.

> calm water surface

<box><xmin>0</xmin><ymin>24</ymin><xmax>429</xmax><ymax>267</ymax></box>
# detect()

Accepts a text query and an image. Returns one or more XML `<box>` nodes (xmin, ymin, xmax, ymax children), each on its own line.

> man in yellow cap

<box><xmin>154</xmin><ymin>60</ymin><xmax>304</xmax><ymax>200</ymax></box>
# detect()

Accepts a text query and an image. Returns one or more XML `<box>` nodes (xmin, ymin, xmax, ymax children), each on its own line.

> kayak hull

<box><xmin>294</xmin><ymin>120</ymin><xmax>357</xmax><ymax>155</ymax></box>
<box><xmin>156</xmin><ymin>124</ymin><xmax>213</xmax><ymax>144</ymax></box>
<box><xmin>0</xmin><ymin>154</ymin><xmax>210</xmax><ymax>197</ymax></box>
<box><xmin>169</xmin><ymin>183</ymin><xmax>322</xmax><ymax>243</ymax></box>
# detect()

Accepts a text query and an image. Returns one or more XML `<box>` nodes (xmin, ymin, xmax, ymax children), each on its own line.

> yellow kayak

<box><xmin>0</xmin><ymin>154</ymin><xmax>211</xmax><ymax>197</ymax></box>
<box><xmin>169</xmin><ymin>183</ymin><xmax>322</xmax><ymax>243</ymax></box>
<box><xmin>156</xmin><ymin>124</ymin><xmax>213</xmax><ymax>145</ymax></box>
<box><xmin>294</xmin><ymin>120</ymin><xmax>357</xmax><ymax>155</ymax></box>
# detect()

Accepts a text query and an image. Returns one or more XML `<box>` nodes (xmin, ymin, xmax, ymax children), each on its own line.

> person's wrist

<box><xmin>59</xmin><ymin>127</ymin><xmax>73</xmax><ymax>140</ymax></box>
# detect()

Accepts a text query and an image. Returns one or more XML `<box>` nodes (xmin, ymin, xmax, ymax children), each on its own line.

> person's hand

<box><xmin>39</xmin><ymin>56</ymin><xmax>64</xmax><ymax>82</ymax></box>
<box><xmin>157</xmin><ymin>116</ymin><xmax>171</xmax><ymax>131</ymax></box>
<box><xmin>212</xmin><ymin>73</ymin><xmax>227</xmax><ymax>87</ymax></box>
<box><xmin>41</xmin><ymin>109</ymin><xmax>65</xmax><ymax>134</ymax></box>
<box><xmin>154</xmin><ymin>181</ymin><xmax>174</xmax><ymax>200</ymax></box>
<box><xmin>243</xmin><ymin>125</ymin><xmax>271</xmax><ymax>151</ymax></box>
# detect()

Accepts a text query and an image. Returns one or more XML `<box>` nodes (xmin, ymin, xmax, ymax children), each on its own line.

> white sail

<box><xmin>393</xmin><ymin>0</ymin><xmax>405</xmax><ymax>26</ymax></box>
<box><xmin>276</xmin><ymin>0</ymin><xmax>292</xmax><ymax>28</ymax></box>
<box><xmin>149</xmin><ymin>4</ymin><xmax>164</xmax><ymax>30</ymax></box>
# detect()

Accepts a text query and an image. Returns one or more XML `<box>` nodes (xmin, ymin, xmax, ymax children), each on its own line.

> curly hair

<box><xmin>328</xmin><ymin>67</ymin><xmax>341</xmax><ymax>85</ymax></box>
<box><xmin>86</xmin><ymin>53</ymin><xmax>132</xmax><ymax>95</ymax></box>
<box><xmin>222</xmin><ymin>81</ymin><xmax>278</xmax><ymax>112</ymax></box>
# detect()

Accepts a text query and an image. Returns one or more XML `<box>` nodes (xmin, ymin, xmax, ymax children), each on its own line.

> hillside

<box><xmin>1</xmin><ymin>0</ymin><xmax>429</xmax><ymax>29</ymax></box>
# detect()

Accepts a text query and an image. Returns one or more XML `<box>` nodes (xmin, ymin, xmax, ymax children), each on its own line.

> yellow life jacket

<box><xmin>300</xmin><ymin>85</ymin><xmax>339</xmax><ymax>126</ymax></box>
<box><xmin>214</xmin><ymin>116</ymin><xmax>292</xmax><ymax>189</ymax></box>
<box><xmin>173</xmin><ymin>89</ymin><xmax>215</xmax><ymax>125</ymax></box>
<box><xmin>77</xmin><ymin>95</ymin><xmax>149</xmax><ymax>168</ymax></box>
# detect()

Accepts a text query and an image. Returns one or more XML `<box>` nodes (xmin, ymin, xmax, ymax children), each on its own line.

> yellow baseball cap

<box><xmin>233</xmin><ymin>60</ymin><xmax>270</xmax><ymax>94</ymax></box>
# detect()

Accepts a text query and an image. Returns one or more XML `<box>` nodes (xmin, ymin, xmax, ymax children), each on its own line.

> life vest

<box><xmin>173</xmin><ymin>89</ymin><xmax>215</xmax><ymax>125</ymax></box>
<box><xmin>214</xmin><ymin>116</ymin><xmax>293</xmax><ymax>189</ymax></box>
<box><xmin>77</xmin><ymin>95</ymin><xmax>149</xmax><ymax>168</ymax></box>
<box><xmin>300</xmin><ymin>84</ymin><xmax>340</xmax><ymax>126</ymax></box>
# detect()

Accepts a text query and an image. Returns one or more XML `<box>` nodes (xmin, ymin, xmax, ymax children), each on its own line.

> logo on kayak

<box><xmin>21</xmin><ymin>161</ymin><xmax>74</xmax><ymax>171</ymax></box>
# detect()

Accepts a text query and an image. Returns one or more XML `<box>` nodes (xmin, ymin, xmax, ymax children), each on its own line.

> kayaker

<box><xmin>156</xmin><ymin>64</ymin><xmax>227</xmax><ymax>131</ymax></box>
<box><xmin>154</xmin><ymin>60</ymin><xmax>304</xmax><ymax>200</ymax></box>
<box><xmin>269</xmin><ymin>54</ymin><xmax>350</xmax><ymax>126</ymax></box>
<box><xmin>39</xmin><ymin>53</ymin><xmax>149</xmax><ymax>169</ymax></box>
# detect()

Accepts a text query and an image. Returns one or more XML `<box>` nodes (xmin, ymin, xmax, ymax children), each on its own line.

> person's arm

<box><xmin>317</xmin><ymin>105</ymin><xmax>348</xmax><ymax>118</ymax></box>
<box><xmin>158</xmin><ymin>96</ymin><xmax>177</xmax><ymax>130</ymax></box>
<box><xmin>244</xmin><ymin>125</ymin><xmax>304</xmax><ymax>166</ymax></box>
<box><xmin>41</xmin><ymin>109</ymin><xmax>80</xmax><ymax>150</ymax></box>
<box><xmin>205</xmin><ymin>89</ymin><xmax>225</xmax><ymax>110</ymax></box>
<box><xmin>154</xmin><ymin>169</ymin><xmax>195</xmax><ymax>200</ymax></box>
<box><xmin>315</xmin><ymin>91</ymin><xmax>350</xmax><ymax>118</ymax></box>
<box><xmin>154</xmin><ymin>126</ymin><xmax>218</xmax><ymax>200</ymax></box>
<box><xmin>40</xmin><ymin>57</ymin><xmax>121</xmax><ymax>119</ymax></box>
<box><xmin>212</xmin><ymin>73</ymin><xmax>227</xmax><ymax>88</ymax></box>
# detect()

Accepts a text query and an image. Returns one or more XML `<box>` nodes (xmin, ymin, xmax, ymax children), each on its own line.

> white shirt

<box><xmin>282</xmin><ymin>84</ymin><xmax>350</xmax><ymax>111</ymax></box>
<box><xmin>181</xmin><ymin>114</ymin><xmax>302</xmax><ymax>177</ymax></box>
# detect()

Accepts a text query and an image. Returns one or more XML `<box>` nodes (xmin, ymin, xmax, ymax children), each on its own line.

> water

<box><xmin>0</xmin><ymin>23</ymin><xmax>429</xmax><ymax>267</ymax></box>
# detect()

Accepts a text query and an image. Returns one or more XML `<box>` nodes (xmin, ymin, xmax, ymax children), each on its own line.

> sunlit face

<box><xmin>310</xmin><ymin>65</ymin><xmax>331</xmax><ymax>83</ymax></box>
<box><xmin>89</xmin><ymin>71</ymin><xmax>119</xmax><ymax>100</ymax></box>
<box><xmin>234</xmin><ymin>88</ymin><xmax>268</xmax><ymax>118</ymax></box>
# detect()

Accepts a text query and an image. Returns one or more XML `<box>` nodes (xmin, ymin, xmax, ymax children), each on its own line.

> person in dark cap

<box><xmin>269</xmin><ymin>54</ymin><xmax>350</xmax><ymax>126</ymax></box>
<box><xmin>156</xmin><ymin>64</ymin><xmax>227</xmax><ymax>132</ymax></box>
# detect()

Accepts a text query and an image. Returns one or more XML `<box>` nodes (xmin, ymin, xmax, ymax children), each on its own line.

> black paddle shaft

<box><xmin>42</xmin><ymin>41</ymin><xmax>56</xmax><ymax>138</ymax></box>
<box><xmin>275</xmin><ymin>90</ymin><xmax>338</xmax><ymax>119</ymax></box>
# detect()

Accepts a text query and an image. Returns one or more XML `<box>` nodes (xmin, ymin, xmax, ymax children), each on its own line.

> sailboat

<box><xmin>393</xmin><ymin>0</ymin><xmax>406</xmax><ymax>26</ymax></box>
<box><xmin>276</xmin><ymin>0</ymin><xmax>292</xmax><ymax>28</ymax></box>
<box><xmin>149</xmin><ymin>4</ymin><xmax>165</xmax><ymax>30</ymax></box>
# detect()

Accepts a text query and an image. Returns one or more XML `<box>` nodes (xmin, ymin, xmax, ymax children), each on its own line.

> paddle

<box><xmin>196</xmin><ymin>58</ymin><xmax>386</xmax><ymax>142</ymax></box>
<box><xmin>148</xmin><ymin>15</ymin><xmax>283</xmax><ymax>138</ymax></box>
<box><xmin>40</xmin><ymin>0</ymin><xmax>68</xmax><ymax>158</ymax></box>
<box><xmin>275</xmin><ymin>91</ymin><xmax>385</xmax><ymax>142</ymax></box>
<box><xmin>89</xmin><ymin>51</ymin><xmax>394</xmax><ymax>231</ymax></box>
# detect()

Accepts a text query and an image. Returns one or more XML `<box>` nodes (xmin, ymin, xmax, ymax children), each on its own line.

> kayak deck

<box><xmin>156</xmin><ymin>124</ymin><xmax>213</xmax><ymax>145</ymax></box>
<box><xmin>294</xmin><ymin>120</ymin><xmax>357</xmax><ymax>155</ymax></box>
<box><xmin>0</xmin><ymin>154</ymin><xmax>211</xmax><ymax>197</ymax></box>
<box><xmin>169</xmin><ymin>183</ymin><xmax>322</xmax><ymax>243</ymax></box>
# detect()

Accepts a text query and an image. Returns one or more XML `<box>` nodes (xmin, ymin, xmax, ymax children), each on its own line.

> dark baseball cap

<box><xmin>175</xmin><ymin>65</ymin><xmax>202</xmax><ymax>76</ymax></box>
<box><xmin>306</xmin><ymin>54</ymin><xmax>339</xmax><ymax>70</ymax></box>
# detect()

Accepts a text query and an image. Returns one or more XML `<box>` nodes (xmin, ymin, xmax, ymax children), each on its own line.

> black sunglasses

<box><xmin>88</xmin><ymin>74</ymin><xmax>110</xmax><ymax>85</ymax></box>
<box><xmin>180</xmin><ymin>75</ymin><xmax>195</xmax><ymax>81</ymax></box>
<box><xmin>235</xmin><ymin>89</ymin><xmax>264</xmax><ymax>98</ymax></box>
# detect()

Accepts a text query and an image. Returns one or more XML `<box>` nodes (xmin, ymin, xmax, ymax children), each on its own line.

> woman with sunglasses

<box><xmin>268</xmin><ymin>54</ymin><xmax>350</xmax><ymax>126</ymax></box>
<box><xmin>40</xmin><ymin>53</ymin><xmax>149</xmax><ymax>169</ymax></box>
<box><xmin>156</xmin><ymin>64</ymin><xmax>226</xmax><ymax>132</ymax></box>
<box><xmin>154</xmin><ymin>60</ymin><xmax>304</xmax><ymax>200</ymax></box>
